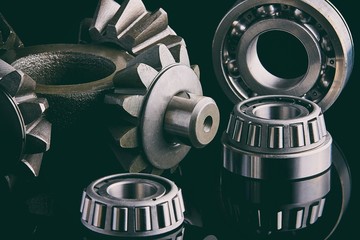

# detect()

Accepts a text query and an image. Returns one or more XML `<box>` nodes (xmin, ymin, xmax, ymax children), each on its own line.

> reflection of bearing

<box><xmin>223</xmin><ymin>95</ymin><xmax>332</xmax><ymax>180</ymax></box>
<box><xmin>80</xmin><ymin>173</ymin><xmax>185</xmax><ymax>237</ymax></box>
<box><xmin>2</xmin><ymin>44</ymin><xmax>132</xmax><ymax>127</ymax></box>
<box><xmin>213</xmin><ymin>0</ymin><xmax>354</xmax><ymax>111</ymax></box>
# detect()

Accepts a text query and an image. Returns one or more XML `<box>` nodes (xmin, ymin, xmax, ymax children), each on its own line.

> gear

<box><xmin>0</xmin><ymin>13</ymin><xmax>23</xmax><ymax>54</ymax></box>
<box><xmin>79</xmin><ymin>0</ymin><xmax>185</xmax><ymax>55</ymax></box>
<box><xmin>0</xmin><ymin>59</ymin><xmax>51</xmax><ymax>177</ymax></box>
<box><xmin>105</xmin><ymin>44</ymin><xmax>220</xmax><ymax>175</ymax></box>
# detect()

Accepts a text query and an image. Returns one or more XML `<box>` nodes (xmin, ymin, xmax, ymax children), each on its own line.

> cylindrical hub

<box><xmin>164</xmin><ymin>93</ymin><xmax>220</xmax><ymax>148</ymax></box>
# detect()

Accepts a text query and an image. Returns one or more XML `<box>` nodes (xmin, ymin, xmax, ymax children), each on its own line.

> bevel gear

<box><xmin>79</xmin><ymin>0</ymin><xmax>185</xmax><ymax>55</ymax></box>
<box><xmin>105</xmin><ymin>44</ymin><xmax>220</xmax><ymax>175</ymax></box>
<box><xmin>0</xmin><ymin>59</ymin><xmax>51</xmax><ymax>177</ymax></box>
<box><xmin>79</xmin><ymin>0</ymin><xmax>220</xmax><ymax>174</ymax></box>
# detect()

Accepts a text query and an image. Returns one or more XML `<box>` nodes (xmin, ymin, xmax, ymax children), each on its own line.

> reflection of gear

<box><xmin>81</xmin><ymin>173</ymin><xmax>185</xmax><ymax>238</ymax></box>
<box><xmin>0</xmin><ymin>13</ymin><xmax>23</xmax><ymax>54</ymax></box>
<box><xmin>80</xmin><ymin>0</ymin><xmax>185</xmax><ymax>55</ymax></box>
<box><xmin>105</xmin><ymin>44</ymin><xmax>219</xmax><ymax>175</ymax></box>
<box><xmin>0</xmin><ymin>59</ymin><xmax>51</xmax><ymax>177</ymax></box>
<box><xmin>213</xmin><ymin>0</ymin><xmax>354</xmax><ymax>111</ymax></box>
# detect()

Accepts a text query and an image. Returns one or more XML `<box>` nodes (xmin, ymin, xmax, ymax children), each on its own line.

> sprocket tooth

<box><xmin>133</xmin><ymin>34</ymin><xmax>185</xmax><ymax>55</ymax></box>
<box><xmin>129</xmin><ymin>155</ymin><xmax>149</xmax><ymax>173</ymax></box>
<box><xmin>191</xmin><ymin>65</ymin><xmax>201</xmax><ymax>79</ymax></box>
<box><xmin>108</xmin><ymin>125</ymin><xmax>139</xmax><ymax>149</ymax></box>
<box><xmin>118</xmin><ymin>8</ymin><xmax>169</xmax><ymax>50</ymax></box>
<box><xmin>0</xmin><ymin>59</ymin><xmax>22</xmax><ymax>96</ymax></box>
<box><xmin>104</xmin><ymin>93</ymin><xmax>144</xmax><ymax>118</ymax></box>
<box><xmin>89</xmin><ymin>0</ymin><xmax>121</xmax><ymax>40</ymax></box>
<box><xmin>18</xmin><ymin>98</ymin><xmax>49</xmax><ymax>125</ymax></box>
<box><xmin>128</xmin><ymin>44</ymin><xmax>176</xmax><ymax>70</ymax></box>
<box><xmin>107</xmin><ymin>0</ymin><xmax>147</xmax><ymax>39</ymax></box>
<box><xmin>21</xmin><ymin>153</ymin><xmax>43</xmax><ymax>177</ymax></box>
<box><xmin>0</xmin><ymin>13</ymin><xmax>23</xmax><ymax>52</ymax></box>
<box><xmin>150</xmin><ymin>168</ymin><xmax>164</xmax><ymax>176</ymax></box>
<box><xmin>79</xmin><ymin>18</ymin><xmax>93</xmax><ymax>44</ymax></box>
<box><xmin>169</xmin><ymin>45</ymin><xmax>190</xmax><ymax>66</ymax></box>
<box><xmin>113</xmin><ymin>63</ymin><xmax>158</xmax><ymax>90</ymax></box>
<box><xmin>25</xmin><ymin>119</ymin><xmax>51</xmax><ymax>154</ymax></box>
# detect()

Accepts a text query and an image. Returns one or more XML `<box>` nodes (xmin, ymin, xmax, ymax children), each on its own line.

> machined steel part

<box><xmin>80</xmin><ymin>173</ymin><xmax>185</xmax><ymax>237</ymax></box>
<box><xmin>221</xmin><ymin>169</ymin><xmax>330</xmax><ymax>233</ymax></box>
<box><xmin>105</xmin><ymin>44</ymin><xmax>220</xmax><ymax>174</ymax></box>
<box><xmin>222</xmin><ymin>95</ymin><xmax>332</xmax><ymax>231</ymax></box>
<box><xmin>2</xmin><ymin>44</ymin><xmax>132</xmax><ymax>128</ymax></box>
<box><xmin>213</xmin><ymin>0</ymin><xmax>354</xmax><ymax>111</ymax></box>
<box><xmin>0</xmin><ymin>59</ymin><xmax>51</xmax><ymax>176</ymax></box>
<box><xmin>80</xmin><ymin>0</ymin><xmax>185</xmax><ymax>55</ymax></box>
<box><xmin>0</xmin><ymin>13</ymin><xmax>23</xmax><ymax>54</ymax></box>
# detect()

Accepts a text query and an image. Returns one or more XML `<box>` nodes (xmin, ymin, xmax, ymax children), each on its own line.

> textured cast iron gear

<box><xmin>0</xmin><ymin>59</ymin><xmax>51</xmax><ymax>176</ymax></box>
<box><xmin>80</xmin><ymin>173</ymin><xmax>185</xmax><ymax>237</ymax></box>
<box><xmin>0</xmin><ymin>13</ymin><xmax>23</xmax><ymax>54</ymax></box>
<box><xmin>222</xmin><ymin>95</ymin><xmax>332</xmax><ymax>232</ymax></box>
<box><xmin>80</xmin><ymin>0</ymin><xmax>185</xmax><ymax>55</ymax></box>
<box><xmin>213</xmin><ymin>0</ymin><xmax>354</xmax><ymax>111</ymax></box>
<box><xmin>105</xmin><ymin>44</ymin><xmax>220</xmax><ymax>175</ymax></box>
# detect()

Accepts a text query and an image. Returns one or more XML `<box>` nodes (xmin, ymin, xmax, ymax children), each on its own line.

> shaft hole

<box><xmin>203</xmin><ymin>116</ymin><xmax>213</xmax><ymax>133</ymax></box>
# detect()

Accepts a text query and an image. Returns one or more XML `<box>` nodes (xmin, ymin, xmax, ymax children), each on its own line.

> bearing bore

<box><xmin>213</xmin><ymin>0</ymin><xmax>354</xmax><ymax>111</ymax></box>
<box><xmin>222</xmin><ymin>95</ymin><xmax>332</xmax><ymax>232</ymax></box>
<box><xmin>80</xmin><ymin>173</ymin><xmax>185</xmax><ymax>238</ymax></box>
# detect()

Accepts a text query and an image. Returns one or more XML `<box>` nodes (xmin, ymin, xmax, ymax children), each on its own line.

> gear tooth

<box><xmin>118</xmin><ymin>8</ymin><xmax>169</xmax><ymax>50</ymax></box>
<box><xmin>128</xmin><ymin>44</ymin><xmax>175</xmax><ymax>70</ymax></box>
<box><xmin>0</xmin><ymin>13</ymin><xmax>23</xmax><ymax>51</ymax></box>
<box><xmin>129</xmin><ymin>155</ymin><xmax>149</xmax><ymax>173</ymax></box>
<box><xmin>18</xmin><ymin>98</ymin><xmax>49</xmax><ymax>125</ymax></box>
<box><xmin>113</xmin><ymin>63</ymin><xmax>158</xmax><ymax>90</ymax></box>
<box><xmin>89</xmin><ymin>0</ymin><xmax>121</xmax><ymax>40</ymax></box>
<box><xmin>21</xmin><ymin>153</ymin><xmax>43</xmax><ymax>177</ymax></box>
<box><xmin>14</xmin><ymin>71</ymin><xmax>36</xmax><ymax>98</ymax></box>
<box><xmin>191</xmin><ymin>65</ymin><xmax>200</xmax><ymax>79</ymax></box>
<box><xmin>109</xmin><ymin>125</ymin><xmax>139</xmax><ymax>149</ymax></box>
<box><xmin>151</xmin><ymin>168</ymin><xmax>164</xmax><ymax>176</ymax></box>
<box><xmin>0</xmin><ymin>59</ymin><xmax>22</xmax><ymax>96</ymax></box>
<box><xmin>25</xmin><ymin>119</ymin><xmax>51</xmax><ymax>154</ymax></box>
<box><xmin>79</xmin><ymin>18</ymin><xmax>93</xmax><ymax>44</ymax></box>
<box><xmin>169</xmin><ymin>44</ymin><xmax>190</xmax><ymax>66</ymax></box>
<box><xmin>106</xmin><ymin>0</ymin><xmax>147</xmax><ymax>39</ymax></box>
<box><xmin>131</xmin><ymin>28</ymin><xmax>178</xmax><ymax>55</ymax></box>
<box><xmin>105</xmin><ymin>93</ymin><xmax>144</xmax><ymax>118</ymax></box>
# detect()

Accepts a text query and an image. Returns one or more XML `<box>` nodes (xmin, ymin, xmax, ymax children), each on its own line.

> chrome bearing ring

<box><xmin>80</xmin><ymin>173</ymin><xmax>185</xmax><ymax>237</ymax></box>
<box><xmin>213</xmin><ymin>0</ymin><xmax>354</xmax><ymax>111</ymax></box>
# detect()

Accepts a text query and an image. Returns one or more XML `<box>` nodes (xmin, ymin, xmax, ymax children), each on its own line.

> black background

<box><xmin>1</xmin><ymin>0</ymin><xmax>359</xmax><ymax>239</ymax></box>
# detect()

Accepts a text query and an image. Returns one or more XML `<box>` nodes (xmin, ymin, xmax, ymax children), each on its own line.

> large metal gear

<box><xmin>79</xmin><ymin>0</ymin><xmax>220</xmax><ymax>174</ymax></box>
<box><xmin>0</xmin><ymin>59</ymin><xmax>51</xmax><ymax>177</ymax></box>
<box><xmin>105</xmin><ymin>44</ymin><xmax>220</xmax><ymax>175</ymax></box>
<box><xmin>213</xmin><ymin>0</ymin><xmax>354</xmax><ymax>111</ymax></box>
<box><xmin>80</xmin><ymin>0</ymin><xmax>185</xmax><ymax>55</ymax></box>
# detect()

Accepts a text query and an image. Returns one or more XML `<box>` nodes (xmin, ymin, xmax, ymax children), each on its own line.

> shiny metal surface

<box><xmin>0</xmin><ymin>59</ymin><xmax>51</xmax><ymax>176</ymax></box>
<box><xmin>80</xmin><ymin>173</ymin><xmax>185</xmax><ymax>237</ymax></box>
<box><xmin>213</xmin><ymin>0</ymin><xmax>354</xmax><ymax>111</ymax></box>
<box><xmin>223</xmin><ymin>95</ymin><xmax>332</xmax><ymax>180</ymax></box>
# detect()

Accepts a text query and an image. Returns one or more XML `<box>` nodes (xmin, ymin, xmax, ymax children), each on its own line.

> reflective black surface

<box><xmin>1</xmin><ymin>0</ymin><xmax>358</xmax><ymax>239</ymax></box>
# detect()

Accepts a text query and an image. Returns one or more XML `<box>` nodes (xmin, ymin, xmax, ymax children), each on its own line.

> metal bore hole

<box><xmin>107</xmin><ymin>182</ymin><xmax>158</xmax><ymax>200</ymax></box>
<box><xmin>252</xmin><ymin>104</ymin><xmax>303</xmax><ymax>120</ymax></box>
<box><xmin>12</xmin><ymin>52</ymin><xmax>116</xmax><ymax>85</ymax></box>
<box><xmin>256</xmin><ymin>30</ymin><xmax>308</xmax><ymax>79</ymax></box>
<box><xmin>203</xmin><ymin>116</ymin><xmax>213</xmax><ymax>133</ymax></box>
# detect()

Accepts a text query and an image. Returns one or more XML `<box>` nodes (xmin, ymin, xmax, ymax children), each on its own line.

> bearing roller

<box><xmin>80</xmin><ymin>173</ymin><xmax>185</xmax><ymax>238</ymax></box>
<box><xmin>213</xmin><ymin>0</ymin><xmax>354</xmax><ymax>111</ymax></box>
<box><xmin>222</xmin><ymin>95</ymin><xmax>332</xmax><ymax>232</ymax></box>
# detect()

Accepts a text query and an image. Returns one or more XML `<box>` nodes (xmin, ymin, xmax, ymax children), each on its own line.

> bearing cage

<box><xmin>213</xmin><ymin>0</ymin><xmax>354</xmax><ymax>111</ymax></box>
